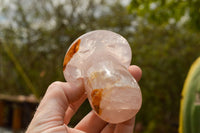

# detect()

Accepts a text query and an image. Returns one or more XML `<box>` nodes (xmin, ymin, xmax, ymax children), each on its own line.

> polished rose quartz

<box><xmin>63</xmin><ymin>30</ymin><xmax>142</xmax><ymax>123</ymax></box>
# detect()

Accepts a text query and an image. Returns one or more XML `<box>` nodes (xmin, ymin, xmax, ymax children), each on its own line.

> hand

<box><xmin>26</xmin><ymin>65</ymin><xmax>142</xmax><ymax>133</ymax></box>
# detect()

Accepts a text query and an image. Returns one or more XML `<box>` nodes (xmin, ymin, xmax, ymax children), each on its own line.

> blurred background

<box><xmin>0</xmin><ymin>0</ymin><xmax>200</xmax><ymax>132</ymax></box>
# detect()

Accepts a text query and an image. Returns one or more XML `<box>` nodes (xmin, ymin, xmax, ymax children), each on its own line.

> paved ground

<box><xmin>0</xmin><ymin>127</ymin><xmax>12</xmax><ymax>133</ymax></box>
<box><xmin>0</xmin><ymin>127</ymin><xmax>24</xmax><ymax>133</ymax></box>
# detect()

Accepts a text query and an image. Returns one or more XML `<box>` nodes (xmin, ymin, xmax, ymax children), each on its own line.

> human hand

<box><xmin>26</xmin><ymin>65</ymin><xmax>142</xmax><ymax>133</ymax></box>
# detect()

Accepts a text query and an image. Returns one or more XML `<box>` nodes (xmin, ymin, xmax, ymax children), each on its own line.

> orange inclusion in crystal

<box><xmin>91</xmin><ymin>89</ymin><xmax>103</xmax><ymax>115</ymax></box>
<box><xmin>63</xmin><ymin>39</ymin><xmax>81</xmax><ymax>71</ymax></box>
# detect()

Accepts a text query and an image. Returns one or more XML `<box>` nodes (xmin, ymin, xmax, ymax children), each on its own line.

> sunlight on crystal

<box><xmin>63</xmin><ymin>30</ymin><xmax>142</xmax><ymax>123</ymax></box>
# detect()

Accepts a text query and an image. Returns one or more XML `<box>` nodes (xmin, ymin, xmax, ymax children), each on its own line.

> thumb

<box><xmin>27</xmin><ymin>80</ymin><xmax>84</xmax><ymax>131</ymax></box>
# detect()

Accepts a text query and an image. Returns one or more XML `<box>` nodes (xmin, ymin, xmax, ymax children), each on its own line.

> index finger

<box><xmin>128</xmin><ymin>65</ymin><xmax>142</xmax><ymax>82</ymax></box>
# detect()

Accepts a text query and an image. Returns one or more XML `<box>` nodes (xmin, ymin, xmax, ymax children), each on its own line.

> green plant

<box><xmin>1</xmin><ymin>42</ymin><xmax>39</xmax><ymax>98</ymax></box>
<box><xmin>179</xmin><ymin>57</ymin><xmax>200</xmax><ymax>133</ymax></box>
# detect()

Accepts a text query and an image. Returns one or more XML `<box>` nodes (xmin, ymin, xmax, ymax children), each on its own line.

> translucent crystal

<box><xmin>63</xmin><ymin>30</ymin><xmax>142</xmax><ymax>123</ymax></box>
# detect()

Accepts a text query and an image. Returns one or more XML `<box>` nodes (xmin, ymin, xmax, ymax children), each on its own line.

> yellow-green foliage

<box><xmin>179</xmin><ymin>57</ymin><xmax>200</xmax><ymax>133</ymax></box>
